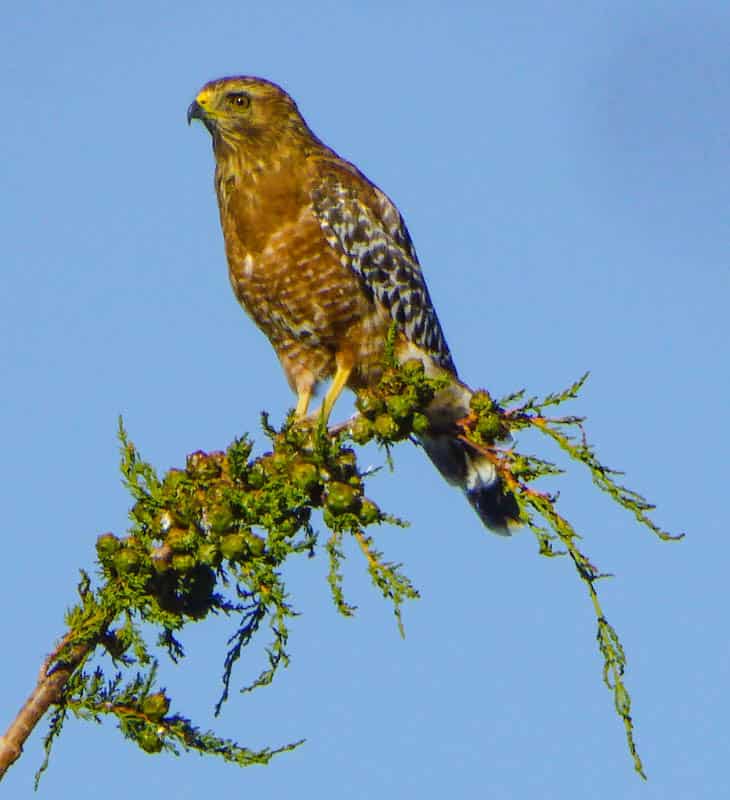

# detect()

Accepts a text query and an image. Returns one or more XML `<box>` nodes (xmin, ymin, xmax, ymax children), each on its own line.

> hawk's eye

<box><xmin>225</xmin><ymin>92</ymin><xmax>251</xmax><ymax>109</ymax></box>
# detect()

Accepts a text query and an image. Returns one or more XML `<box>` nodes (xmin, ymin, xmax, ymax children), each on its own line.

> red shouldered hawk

<box><xmin>188</xmin><ymin>76</ymin><xmax>519</xmax><ymax>534</ymax></box>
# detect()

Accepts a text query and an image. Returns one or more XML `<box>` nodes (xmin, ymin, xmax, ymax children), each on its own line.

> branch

<box><xmin>456</xmin><ymin>377</ymin><xmax>684</xmax><ymax>777</ymax></box>
<box><xmin>0</xmin><ymin>635</ymin><xmax>94</xmax><ymax>779</ymax></box>
<box><xmin>0</xmin><ymin>362</ymin><xmax>681</xmax><ymax>785</ymax></box>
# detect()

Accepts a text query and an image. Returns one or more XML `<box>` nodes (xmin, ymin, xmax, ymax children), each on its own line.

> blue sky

<box><xmin>2</xmin><ymin>1</ymin><xmax>728</xmax><ymax>797</ymax></box>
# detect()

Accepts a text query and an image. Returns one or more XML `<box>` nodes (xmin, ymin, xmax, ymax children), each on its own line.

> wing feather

<box><xmin>310</xmin><ymin>165</ymin><xmax>456</xmax><ymax>374</ymax></box>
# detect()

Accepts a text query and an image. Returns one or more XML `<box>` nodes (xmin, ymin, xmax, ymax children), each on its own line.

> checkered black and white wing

<box><xmin>311</xmin><ymin>166</ymin><xmax>457</xmax><ymax>375</ymax></box>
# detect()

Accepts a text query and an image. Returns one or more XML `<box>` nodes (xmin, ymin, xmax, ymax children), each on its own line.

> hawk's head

<box><xmin>188</xmin><ymin>76</ymin><xmax>319</xmax><ymax>157</ymax></box>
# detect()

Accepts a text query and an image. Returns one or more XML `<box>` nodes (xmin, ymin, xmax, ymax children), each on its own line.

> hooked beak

<box><xmin>187</xmin><ymin>99</ymin><xmax>205</xmax><ymax>125</ymax></box>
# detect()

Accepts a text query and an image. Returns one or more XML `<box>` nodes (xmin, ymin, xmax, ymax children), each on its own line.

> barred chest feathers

<box><xmin>215</xmin><ymin>163</ymin><xmax>392</xmax><ymax>390</ymax></box>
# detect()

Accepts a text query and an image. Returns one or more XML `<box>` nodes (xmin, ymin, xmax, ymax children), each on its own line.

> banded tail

<box><xmin>420</xmin><ymin>381</ymin><xmax>521</xmax><ymax>536</ymax></box>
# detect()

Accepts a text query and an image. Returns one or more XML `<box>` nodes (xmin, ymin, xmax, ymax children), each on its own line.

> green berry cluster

<box><xmin>101</xmin><ymin>419</ymin><xmax>397</xmax><ymax>631</ymax></box>
<box><xmin>254</xmin><ymin>424</ymin><xmax>383</xmax><ymax>535</ymax></box>
<box><xmin>351</xmin><ymin>359</ymin><xmax>443</xmax><ymax>445</ymax></box>
<box><xmin>467</xmin><ymin>389</ymin><xmax>511</xmax><ymax>444</ymax></box>
<box><xmin>131</xmin><ymin>691</ymin><xmax>172</xmax><ymax>753</ymax></box>
<box><xmin>97</xmin><ymin>444</ymin><xmax>269</xmax><ymax>624</ymax></box>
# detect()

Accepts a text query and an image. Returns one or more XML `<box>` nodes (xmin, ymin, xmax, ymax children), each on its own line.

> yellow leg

<box><xmin>321</xmin><ymin>362</ymin><xmax>352</xmax><ymax>422</ymax></box>
<box><xmin>297</xmin><ymin>358</ymin><xmax>353</xmax><ymax>424</ymax></box>
<box><xmin>294</xmin><ymin>385</ymin><xmax>312</xmax><ymax>420</ymax></box>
